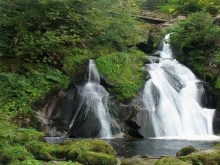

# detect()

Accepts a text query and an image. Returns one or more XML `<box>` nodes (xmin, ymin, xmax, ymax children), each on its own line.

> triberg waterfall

<box><xmin>69</xmin><ymin>60</ymin><xmax>115</xmax><ymax>138</ymax></box>
<box><xmin>141</xmin><ymin>34</ymin><xmax>216</xmax><ymax>139</ymax></box>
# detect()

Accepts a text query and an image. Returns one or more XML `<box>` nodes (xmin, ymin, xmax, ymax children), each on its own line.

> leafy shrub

<box><xmin>0</xmin><ymin>0</ymin><xmax>143</xmax><ymax>70</ymax></box>
<box><xmin>167</xmin><ymin>12</ymin><xmax>220</xmax><ymax>83</ymax></box>
<box><xmin>0</xmin><ymin>65</ymin><xmax>68</xmax><ymax>113</ymax></box>
<box><xmin>96</xmin><ymin>50</ymin><xmax>146</xmax><ymax>102</ymax></box>
<box><xmin>0</xmin><ymin>145</ymin><xmax>33</xmax><ymax>164</ymax></box>
<box><xmin>157</xmin><ymin>0</ymin><xmax>220</xmax><ymax>15</ymax></box>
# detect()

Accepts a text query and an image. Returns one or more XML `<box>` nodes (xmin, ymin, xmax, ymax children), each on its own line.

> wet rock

<box><xmin>176</xmin><ymin>146</ymin><xmax>198</xmax><ymax>157</ymax></box>
<box><xmin>68</xmin><ymin>109</ymin><xmax>102</xmax><ymax>138</ymax></box>
<box><xmin>120</xmin><ymin>157</ymin><xmax>158</xmax><ymax>165</ymax></box>
<box><xmin>213</xmin><ymin>89</ymin><xmax>220</xmax><ymax>134</ymax></box>
<box><xmin>36</xmin><ymin>89</ymin><xmax>76</xmax><ymax>136</ymax></box>
<box><xmin>145</xmin><ymin>56</ymin><xmax>160</xmax><ymax>64</ymax></box>
<box><xmin>155</xmin><ymin>157</ymin><xmax>189</xmax><ymax>165</ymax></box>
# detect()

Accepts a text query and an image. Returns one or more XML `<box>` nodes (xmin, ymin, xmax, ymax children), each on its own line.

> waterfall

<box><xmin>142</xmin><ymin>34</ymin><xmax>216</xmax><ymax>139</ymax></box>
<box><xmin>69</xmin><ymin>60</ymin><xmax>113</xmax><ymax>138</ymax></box>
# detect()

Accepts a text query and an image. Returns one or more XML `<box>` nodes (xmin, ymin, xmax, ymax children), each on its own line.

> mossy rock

<box><xmin>65</xmin><ymin>139</ymin><xmax>116</xmax><ymax>156</ymax></box>
<box><xmin>120</xmin><ymin>157</ymin><xmax>157</xmax><ymax>165</ymax></box>
<box><xmin>19</xmin><ymin>159</ymin><xmax>43</xmax><ymax>165</ymax></box>
<box><xmin>43</xmin><ymin>161</ymin><xmax>83</xmax><ymax>165</ymax></box>
<box><xmin>0</xmin><ymin>145</ymin><xmax>33</xmax><ymax>164</ymax></box>
<box><xmin>155</xmin><ymin>157</ymin><xmax>190</xmax><ymax>165</ymax></box>
<box><xmin>69</xmin><ymin>151</ymin><xmax>116</xmax><ymax>165</ymax></box>
<box><xmin>179</xmin><ymin>150</ymin><xmax>220</xmax><ymax>165</ymax></box>
<box><xmin>176</xmin><ymin>145</ymin><xmax>198</xmax><ymax>157</ymax></box>
<box><xmin>213</xmin><ymin>142</ymin><xmax>220</xmax><ymax>150</ymax></box>
<box><xmin>25</xmin><ymin>141</ymin><xmax>66</xmax><ymax>161</ymax></box>
<box><xmin>66</xmin><ymin>139</ymin><xmax>116</xmax><ymax>165</ymax></box>
<box><xmin>14</xmin><ymin>128</ymin><xmax>44</xmax><ymax>144</ymax></box>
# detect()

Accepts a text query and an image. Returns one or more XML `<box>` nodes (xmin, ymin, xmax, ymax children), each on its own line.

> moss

<box><xmin>76</xmin><ymin>151</ymin><xmax>116</xmax><ymax>165</ymax></box>
<box><xmin>66</xmin><ymin>139</ymin><xmax>116</xmax><ymax>165</ymax></box>
<box><xmin>176</xmin><ymin>146</ymin><xmax>198</xmax><ymax>157</ymax></box>
<box><xmin>42</xmin><ymin>161</ymin><xmax>83</xmax><ymax>165</ymax></box>
<box><xmin>213</xmin><ymin>142</ymin><xmax>220</xmax><ymax>150</ymax></box>
<box><xmin>65</xmin><ymin>139</ymin><xmax>116</xmax><ymax>156</ymax></box>
<box><xmin>179</xmin><ymin>150</ymin><xmax>220</xmax><ymax>165</ymax></box>
<box><xmin>19</xmin><ymin>159</ymin><xmax>43</xmax><ymax>165</ymax></box>
<box><xmin>25</xmin><ymin>141</ymin><xmax>66</xmax><ymax>161</ymax></box>
<box><xmin>96</xmin><ymin>49</ymin><xmax>146</xmax><ymax>102</ymax></box>
<box><xmin>155</xmin><ymin>157</ymin><xmax>190</xmax><ymax>165</ymax></box>
<box><xmin>0</xmin><ymin>145</ymin><xmax>33</xmax><ymax>164</ymax></box>
<box><xmin>14</xmin><ymin>128</ymin><xmax>44</xmax><ymax>144</ymax></box>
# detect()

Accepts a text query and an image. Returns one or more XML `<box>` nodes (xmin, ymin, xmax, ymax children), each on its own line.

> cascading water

<box><xmin>142</xmin><ymin>34</ymin><xmax>216</xmax><ymax>139</ymax></box>
<box><xmin>69</xmin><ymin>60</ymin><xmax>113</xmax><ymax>138</ymax></box>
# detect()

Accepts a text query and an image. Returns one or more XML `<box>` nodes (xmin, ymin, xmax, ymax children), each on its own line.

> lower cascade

<box><xmin>142</xmin><ymin>34</ymin><xmax>216</xmax><ymax>138</ymax></box>
<box><xmin>69</xmin><ymin>60</ymin><xmax>116</xmax><ymax>138</ymax></box>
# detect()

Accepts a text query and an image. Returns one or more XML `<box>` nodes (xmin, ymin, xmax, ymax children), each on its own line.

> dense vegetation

<box><xmin>96</xmin><ymin>49</ymin><xmax>146</xmax><ymax>101</ymax></box>
<box><xmin>0</xmin><ymin>0</ymin><xmax>220</xmax><ymax>164</ymax></box>
<box><xmin>138</xmin><ymin>0</ymin><xmax>220</xmax><ymax>15</ymax></box>
<box><xmin>0</xmin><ymin>0</ymin><xmax>146</xmax><ymax>111</ymax></box>
<box><xmin>167</xmin><ymin>12</ymin><xmax>220</xmax><ymax>87</ymax></box>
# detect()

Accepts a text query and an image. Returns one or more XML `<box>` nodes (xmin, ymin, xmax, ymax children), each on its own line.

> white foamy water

<box><xmin>69</xmin><ymin>60</ymin><xmax>113</xmax><ymax>138</ymax></box>
<box><xmin>142</xmin><ymin>34</ymin><xmax>218</xmax><ymax>140</ymax></box>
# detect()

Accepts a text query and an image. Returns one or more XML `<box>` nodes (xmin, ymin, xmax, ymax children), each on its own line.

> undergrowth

<box><xmin>96</xmin><ymin>49</ymin><xmax>146</xmax><ymax>102</ymax></box>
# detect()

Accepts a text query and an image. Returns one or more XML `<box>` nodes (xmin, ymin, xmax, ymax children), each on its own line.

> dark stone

<box><xmin>68</xmin><ymin>108</ymin><xmax>102</xmax><ymax>137</ymax></box>
<box><xmin>137</xmin><ymin>36</ymin><xmax>154</xmax><ymax>54</ymax></box>
<box><xmin>35</xmin><ymin>88</ymin><xmax>76</xmax><ymax>136</ymax></box>
<box><xmin>123</xmin><ymin>122</ymin><xmax>144</xmax><ymax>138</ymax></box>
<box><xmin>163</xmin><ymin>66</ymin><xmax>186</xmax><ymax>92</ymax></box>
<box><xmin>176</xmin><ymin>146</ymin><xmax>198</xmax><ymax>157</ymax></box>
<box><xmin>145</xmin><ymin>56</ymin><xmax>160</xmax><ymax>64</ymax></box>
<box><xmin>213</xmin><ymin>89</ymin><xmax>220</xmax><ymax>134</ymax></box>
<box><xmin>125</xmin><ymin>120</ymin><xmax>141</xmax><ymax>129</ymax></box>
<box><xmin>100</xmin><ymin>76</ymin><xmax>114</xmax><ymax>88</ymax></box>
<box><xmin>213</xmin><ymin>15</ymin><xmax>220</xmax><ymax>26</ymax></box>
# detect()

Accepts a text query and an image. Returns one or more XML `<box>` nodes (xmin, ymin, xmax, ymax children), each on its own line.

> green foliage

<box><xmin>167</xmin><ymin>12</ymin><xmax>220</xmax><ymax>83</ymax></box>
<box><xmin>0</xmin><ymin>145</ymin><xmax>33</xmax><ymax>164</ymax></box>
<box><xmin>215</xmin><ymin>77</ymin><xmax>220</xmax><ymax>89</ymax></box>
<box><xmin>157</xmin><ymin>0</ymin><xmax>220</xmax><ymax>15</ymax></box>
<box><xmin>0</xmin><ymin>65</ymin><xmax>68</xmax><ymax>113</ymax></box>
<box><xmin>96</xmin><ymin>50</ymin><xmax>146</xmax><ymax>102</ymax></box>
<box><xmin>0</xmin><ymin>0</ymin><xmax>143</xmax><ymax>72</ymax></box>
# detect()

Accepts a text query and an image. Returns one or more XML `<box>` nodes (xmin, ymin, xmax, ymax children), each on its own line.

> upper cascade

<box><xmin>158</xmin><ymin>34</ymin><xmax>173</xmax><ymax>59</ymax></box>
<box><xmin>88</xmin><ymin>59</ymin><xmax>100</xmax><ymax>83</ymax></box>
